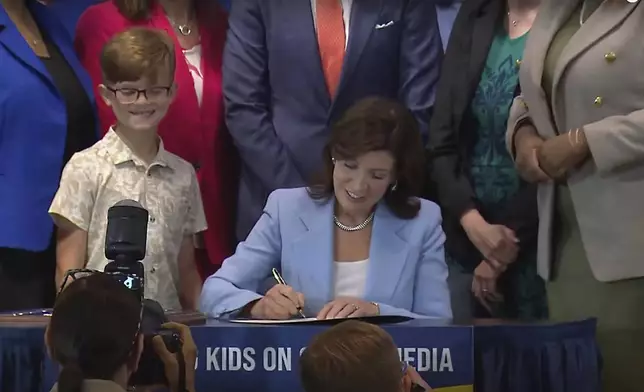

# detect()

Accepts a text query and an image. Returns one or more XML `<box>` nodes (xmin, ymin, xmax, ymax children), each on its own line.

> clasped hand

<box><xmin>461</xmin><ymin>210</ymin><xmax>519</xmax><ymax>268</ymax></box>
<box><xmin>515</xmin><ymin>125</ymin><xmax>589</xmax><ymax>182</ymax></box>
<box><xmin>535</xmin><ymin>130</ymin><xmax>589</xmax><ymax>180</ymax></box>
<box><xmin>461</xmin><ymin>211</ymin><xmax>515</xmax><ymax>312</ymax></box>
<box><xmin>472</xmin><ymin>261</ymin><xmax>505</xmax><ymax>314</ymax></box>
<box><xmin>250</xmin><ymin>284</ymin><xmax>378</xmax><ymax>320</ymax></box>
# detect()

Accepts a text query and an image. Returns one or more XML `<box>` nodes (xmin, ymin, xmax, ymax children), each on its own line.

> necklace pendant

<box><xmin>178</xmin><ymin>25</ymin><xmax>192</xmax><ymax>36</ymax></box>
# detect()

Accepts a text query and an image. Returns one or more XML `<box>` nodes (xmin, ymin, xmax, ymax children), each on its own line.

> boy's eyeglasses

<box><xmin>106</xmin><ymin>86</ymin><xmax>172</xmax><ymax>104</ymax></box>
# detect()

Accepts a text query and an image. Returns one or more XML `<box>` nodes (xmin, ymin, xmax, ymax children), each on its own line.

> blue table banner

<box><xmin>41</xmin><ymin>319</ymin><xmax>473</xmax><ymax>392</ymax></box>
<box><xmin>190</xmin><ymin>320</ymin><xmax>473</xmax><ymax>392</ymax></box>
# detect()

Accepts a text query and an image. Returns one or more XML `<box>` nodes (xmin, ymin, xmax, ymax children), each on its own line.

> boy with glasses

<box><xmin>49</xmin><ymin>27</ymin><xmax>205</xmax><ymax>311</ymax></box>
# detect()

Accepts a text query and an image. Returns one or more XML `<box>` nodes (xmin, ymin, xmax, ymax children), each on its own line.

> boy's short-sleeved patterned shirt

<box><xmin>49</xmin><ymin>128</ymin><xmax>207</xmax><ymax>310</ymax></box>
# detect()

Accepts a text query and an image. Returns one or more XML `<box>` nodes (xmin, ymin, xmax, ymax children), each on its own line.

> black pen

<box><xmin>271</xmin><ymin>268</ymin><xmax>306</xmax><ymax>318</ymax></box>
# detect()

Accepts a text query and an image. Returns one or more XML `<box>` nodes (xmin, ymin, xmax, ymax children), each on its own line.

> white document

<box><xmin>227</xmin><ymin>317</ymin><xmax>322</xmax><ymax>324</ymax></box>
<box><xmin>225</xmin><ymin>315</ymin><xmax>413</xmax><ymax>325</ymax></box>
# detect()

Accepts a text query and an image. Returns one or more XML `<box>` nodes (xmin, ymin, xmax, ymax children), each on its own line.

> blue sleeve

<box><xmin>379</xmin><ymin>205</ymin><xmax>452</xmax><ymax>319</ymax></box>
<box><xmin>199</xmin><ymin>191</ymin><xmax>283</xmax><ymax>318</ymax></box>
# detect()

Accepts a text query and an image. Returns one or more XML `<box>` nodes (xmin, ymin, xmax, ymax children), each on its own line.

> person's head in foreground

<box><xmin>46</xmin><ymin>272</ymin><xmax>197</xmax><ymax>392</ymax></box>
<box><xmin>300</xmin><ymin>320</ymin><xmax>432</xmax><ymax>392</ymax></box>
<box><xmin>99</xmin><ymin>27</ymin><xmax>177</xmax><ymax>132</ymax></box>
<box><xmin>309</xmin><ymin>96</ymin><xmax>426</xmax><ymax>221</ymax></box>
<box><xmin>46</xmin><ymin>273</ymin><xmax>143</xmax><ymax>392</ymax></box>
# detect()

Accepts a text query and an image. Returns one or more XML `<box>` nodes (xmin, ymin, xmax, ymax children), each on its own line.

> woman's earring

<box><xmin>391</xmin><ymin>182</ymin><xmax>398</xmax><ymax>191</ymax></box>
<box><xmin>331</xmin><ymin>157</ymin><xmax>336</xmax><ymax>164</ymax></box>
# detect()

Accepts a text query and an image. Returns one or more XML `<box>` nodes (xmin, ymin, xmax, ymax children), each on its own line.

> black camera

<box><xmin>130</xmin><ymin>299</ymin><xmax>183</xmax><ymax>386</ymax></box>
<box><xmin>104</xmin><ymin>200</ymin><xmax>183</xmax><ymax>387</ymax></box>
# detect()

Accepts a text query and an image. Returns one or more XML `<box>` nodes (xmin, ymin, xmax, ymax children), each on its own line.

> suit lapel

<box><xmin>290</xmin><ymin>198</ymin><xmax>335</xmax><ymax>307</ymax></box>
<box><xmin>334</xmin><ymin>0</ymin><xmax>382</xmax><ymax>101</ymax></box>
<box><xmin>0</xmin><ymin>2</ymin><xmax>51</xmax><ymax>85</ymax></box>
<box><xmin>364</xmin><ymin>204</ymin><xmax>409</xmax><ymax>302</ymax></box>
<box><xmin>526</xmin><ymin>0</ymin><xmax>580</xmax><ymax>90</ymax></box>
<box><xmin>196</xmin><ymin>2</ymin><xmax>226</xmax><ymax>120</ymax></box>
<box><xmin>551</xmin><ymin>1</ymin><xmax>638</xmax><ymax>98</ymax></box>
<box><xmin>30</xmin><ymin>1</ymin><xmax>95</xmax><ymax>101</ymax></box>
<box><xmin>466</xmin><ymin>0</ymin><xmax>502</xmax><ymax>93</ymax></box>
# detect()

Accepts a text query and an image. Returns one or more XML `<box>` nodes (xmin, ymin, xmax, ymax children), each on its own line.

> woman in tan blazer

<box><xmin>506</xmin><ymin>0</ymin><xmax>644</xmax><ymax>390</ymax></box>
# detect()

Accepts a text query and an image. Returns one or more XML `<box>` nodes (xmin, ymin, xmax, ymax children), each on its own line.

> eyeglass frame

<box><xmin>105</xmin><ymin>85</ymin><xmax>173</xmax><ymax>104</ymax></box>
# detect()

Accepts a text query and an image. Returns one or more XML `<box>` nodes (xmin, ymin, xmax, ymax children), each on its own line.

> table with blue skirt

<box><xmin>0</xmin><ymin>314</ymin><xmax>600</xmax><ymax>392</ymax></box>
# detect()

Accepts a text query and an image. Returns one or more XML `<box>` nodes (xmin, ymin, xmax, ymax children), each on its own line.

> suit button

<box><xmin>594</xmin><ymin>96</ymin><xmax>603</xmax><ymax>106</ymax></box>
<box><xmin>604</xmin><ymin>52</ymin><xmax>616</xmax><ymax>63</ymax></box>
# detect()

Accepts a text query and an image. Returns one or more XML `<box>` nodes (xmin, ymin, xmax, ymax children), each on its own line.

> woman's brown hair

<box><xmin>308</xmin><ymin>96</ymin><xmax>426</xmax><ymax>219</ymax></box>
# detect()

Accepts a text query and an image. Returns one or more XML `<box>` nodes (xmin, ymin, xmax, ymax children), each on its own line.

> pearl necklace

<box><xmin>333</xmin><ymin>212</ymin><xmax>375</xmax><ymax>232</ymax></box>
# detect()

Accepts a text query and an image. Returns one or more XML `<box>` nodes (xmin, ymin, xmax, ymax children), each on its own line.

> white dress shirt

<box><xmin>310</xmin><ymin>0</ymin><xmax>353</xmax><ymax>48</ymax></box>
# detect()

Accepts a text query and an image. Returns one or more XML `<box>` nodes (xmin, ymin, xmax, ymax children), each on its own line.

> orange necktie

<box><xmin>316</xmin><ymin>0</ymin><xmax>346</xmax><ymax>97</ymax></box>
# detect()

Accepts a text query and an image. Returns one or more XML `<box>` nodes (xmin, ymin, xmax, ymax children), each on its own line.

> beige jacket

<box><xmin>506</xmin><ymin>0</ymin><xmax>644</xmax><ymax>282</ymax></box>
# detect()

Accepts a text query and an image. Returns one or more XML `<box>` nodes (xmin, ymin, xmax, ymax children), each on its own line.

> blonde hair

<box><xmin>100</xmin><ymin>27</ymin><xmax>176</xmax><ymax>85</ymax></box>
<box><xmin>300</xmin><ymin>321</ymin><xmax>402</xmax><ymax>392</ymax></box>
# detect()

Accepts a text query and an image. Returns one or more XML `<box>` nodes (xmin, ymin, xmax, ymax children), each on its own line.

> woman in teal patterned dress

<box><xmin>428</xmin><ymin>0</ymin><xmax>545</xmax><ymax>320</ymax></box>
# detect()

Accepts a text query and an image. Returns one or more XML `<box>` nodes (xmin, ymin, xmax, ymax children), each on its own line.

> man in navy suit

<box><xmin>224</xmin><ymin>0</ymin><xmax>443</xmax><ymax>239</ymax></box>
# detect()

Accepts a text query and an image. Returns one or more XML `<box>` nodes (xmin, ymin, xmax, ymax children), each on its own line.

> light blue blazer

<box><xmin>200</xmin><ymin>188</ymin><xmax>452</xmax><ymax>319</ymax></box>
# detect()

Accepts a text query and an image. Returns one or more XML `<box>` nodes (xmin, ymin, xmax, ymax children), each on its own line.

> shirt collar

<box><xmin>104</xmin><ymin>127</ymin><xmax>173</xmax><ymax>170</ymax></box>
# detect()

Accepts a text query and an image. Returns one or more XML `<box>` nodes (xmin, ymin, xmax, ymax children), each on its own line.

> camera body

<box><xmin>103</xmin><ymin>200</ymin><xmax>183</xmax><ymax>387</ymax></box>
<box><xmin>130</xmin><ymin>326</ymin><xmax>182</xmax><ymax>386</ymax></box>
